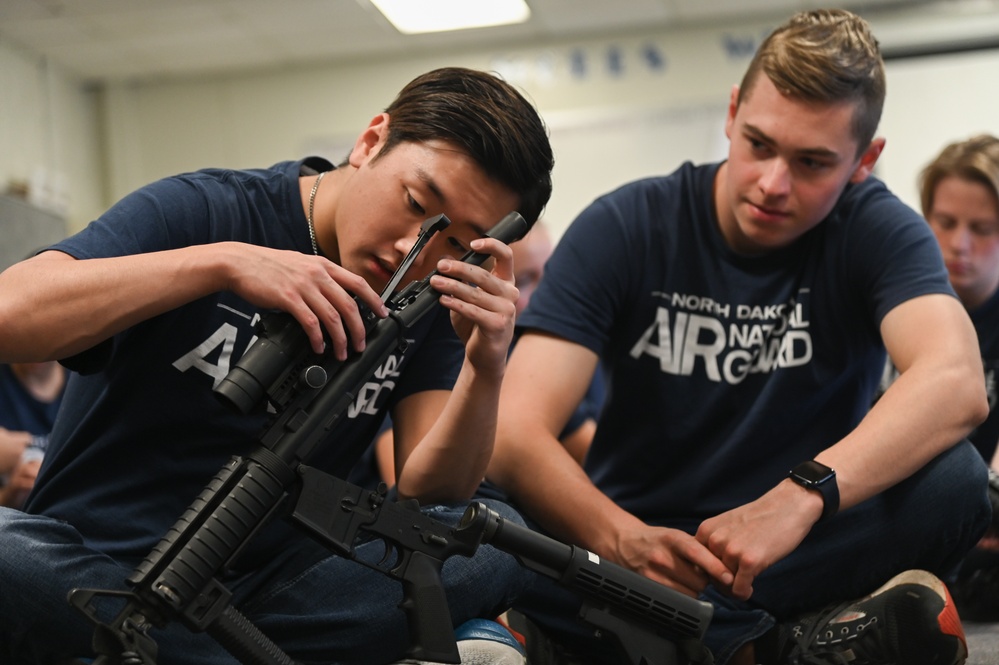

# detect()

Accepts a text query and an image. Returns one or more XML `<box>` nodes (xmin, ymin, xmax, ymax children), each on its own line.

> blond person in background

<box><xmin>919</xmin><ymin>134</ymin><xmax>999</xmax><ymax>470</ymax></box>
<box><xmin>883</xmin><ymin>134</ymin><xmax>999</xmax><ymax>622</ymax></box>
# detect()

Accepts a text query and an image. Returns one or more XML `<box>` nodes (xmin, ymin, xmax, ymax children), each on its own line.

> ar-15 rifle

<box><xmin>67</xmin><ymin>211</ymin><xmax>714</xmax><ymax>665</ymax></box>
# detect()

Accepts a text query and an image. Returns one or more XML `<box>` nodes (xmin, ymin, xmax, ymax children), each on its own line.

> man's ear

<box><xmin>724</xmin><ymin>84</ymin><xmax>740</xmax><ymax>141</ymax></box>
<box><xmin>849</xmin><ymin>137</ymin><xmax>886</xmax><ymax>183</ymax></box>
<box><xmin>348</xmin><ymin>113</ymin><xmax>390</xmax><ymax>168</ymax></box>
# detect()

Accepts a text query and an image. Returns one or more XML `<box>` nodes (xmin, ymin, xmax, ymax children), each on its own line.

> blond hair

<box><xmin>919</xmin><ymin>134</ymin><xmax>999</xmax><ymax>217</ymax></box>
<box><xmin>738</xmin><ymin>9</ymin><xmax>886</xmax><ymax>155</ymax></box>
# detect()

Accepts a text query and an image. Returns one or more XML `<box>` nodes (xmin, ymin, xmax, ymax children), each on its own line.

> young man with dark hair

<box><xmin>490</xmin><ymin>11</ymin><xmax>990</xmax><ymax>665</ymax></box>
<box><xmin>0</xmin><ymin>66</ymin><xmax>554</xmax><ymax>664</ymax></box>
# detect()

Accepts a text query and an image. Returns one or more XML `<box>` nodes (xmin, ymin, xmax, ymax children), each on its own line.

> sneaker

<box><xmin>772</xmin><ymin>569</ymin><xmax>968</xmax><ymax>664</ymax></box>
<box><xmin>454</xmin><ymin>618</ymin><xmax>527</xmax><ymax>665</ymax></box>
<box><xmin>397</xmin><ymin>618</ymin><xmax>527</xmax><ymax>665</ymax></box>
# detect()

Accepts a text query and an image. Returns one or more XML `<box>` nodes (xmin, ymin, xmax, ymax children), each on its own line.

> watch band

<box><xmin>788</xmin><ymin>460</ymin><xmax>839</xmax><ymax>521</ymax></box>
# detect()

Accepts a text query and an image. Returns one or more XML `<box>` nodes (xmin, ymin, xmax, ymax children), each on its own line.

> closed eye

<box><xmin>799</xmin><ymin>156</ymin><xmax>832</xmax><ymax>172</ymax></box>
<box><xmin>972</xmin><ymin>223</ymin><xmax>999</xmax><ymax>237</ymax></box>
<box><xmin>932</xmin><ymin>215</ymin><xmax>956</xmax><ymax>231</ymax></box>
<box><xmin>748</xmin><ymin>137</ymin><xmax>768</xmax><ymax>153</ymax></box>
<box><xmin>408</xmin><ymin>192</ymin><xmax>426</xmax><ymax>215</ymax></box>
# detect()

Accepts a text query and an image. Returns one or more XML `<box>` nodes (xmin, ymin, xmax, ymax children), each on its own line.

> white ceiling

<box><xmin>0</xmin><ymin>0</ymin><xmax>992</xmax><ymax>85</ymax></box>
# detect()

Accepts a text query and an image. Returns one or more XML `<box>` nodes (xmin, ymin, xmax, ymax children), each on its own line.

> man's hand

<box><xmin>429</xmin><ymin>237</ymin><xmax>518</xmax><ymax>377</ymax></box>
<box><xmin>223</xmin><ymin>245</ymin><xmax>389</xmax><ymax>358</ymax></box>
<box><xmin>610</xmin><ymin>522</ymin><xmax>734</xmax><ymax>598</ymax></box>
<box><xmin>0</xmin><ymin>457</ymin><xmax>40</xmax><ymax>509</ymax></box>
<box><xmin>695</xmin><ymin>479</ymin><xmax>822</xmax><ymax>599</ymax></box>
<box><xmin>0</xmin><ymin>428</ymin><xmax>31</xmax><ymax>475</ymax></box>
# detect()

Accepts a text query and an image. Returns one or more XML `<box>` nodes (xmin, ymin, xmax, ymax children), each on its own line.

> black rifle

<box><xmin>457</xmin><ymin>502</ymin><xmax>713</xmax><ymax>665</ymax></box>
<box><xmin>67</xmin><ymin>211</ymin><xmax>713</xmax><ymax>665</ymax></box>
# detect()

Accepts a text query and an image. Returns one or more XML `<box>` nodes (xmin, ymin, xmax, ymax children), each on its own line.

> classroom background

<box><xmin>2</xmin><ymin>0</ymin><xmax>999</xmax><ymax>270</ymax></box>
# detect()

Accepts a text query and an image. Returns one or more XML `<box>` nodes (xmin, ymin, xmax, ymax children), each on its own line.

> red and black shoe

<box><xmin>772</xmin><ymin>569</ymin><xmax>968</xmax><ymax>664</ymax></box>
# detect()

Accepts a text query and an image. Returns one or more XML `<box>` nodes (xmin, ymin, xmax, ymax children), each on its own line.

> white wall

<box><xmin>880</xmin><ymin>49</ymin><xmax>999</xmax><ymax>213</ymax></box>
<box><xmin>98</xmin><ymin>19</ymin><xmax>770</xmax><ymax>238</ymax></box>
<box><xmin>0</xmin><ymin>39</ymin><xmax>103</xmax><ymax>235</ymax></box>
<box><xmin>6</xmin><ymin>12</ymin><xmax>999</xmax><ymax>241</ymax></box>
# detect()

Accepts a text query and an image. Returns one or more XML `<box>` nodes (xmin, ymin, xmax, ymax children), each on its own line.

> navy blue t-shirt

<box><xmin>967</xmin><ymin>288</ymin><xmax>999</xmax><ymax>462</ymax></box>
<box><xmin>518</xmin><ymin>161</ymin><xmax>954</xmax><ymax>532</ymax></box>
<box><xmin>26</xmin><ymin>159</ymin><xmax>463</xmax><ymax>566</ymax></box>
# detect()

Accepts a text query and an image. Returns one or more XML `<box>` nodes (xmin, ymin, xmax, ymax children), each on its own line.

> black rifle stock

<box><xmin>458</xmin><ymin>502</ymin><xmax>714</xmax><ymax>665</ymax></box>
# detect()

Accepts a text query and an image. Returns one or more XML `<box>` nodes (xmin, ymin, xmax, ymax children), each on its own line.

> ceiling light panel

<box><xmin>370</xmin><ymin>0</ymin><xmax>531</xmax><ymax>34</ymax></box>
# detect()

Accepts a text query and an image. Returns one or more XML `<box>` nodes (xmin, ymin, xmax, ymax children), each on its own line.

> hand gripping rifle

<box><xmin>67</xmin><ymin>211</ymin><xmax>714</xmax><ymax>665</ymax></box>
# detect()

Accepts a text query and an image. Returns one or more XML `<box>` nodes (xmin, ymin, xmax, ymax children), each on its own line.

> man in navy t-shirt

<box><xmin>0</xmin><ymin>67</ymin><xmax>554</xmax><ymax>665</ymax></box>
<box><xmin>490</xmin><ymin>10</ymin><xmax>991</xmax><ymax>665</ymax></box>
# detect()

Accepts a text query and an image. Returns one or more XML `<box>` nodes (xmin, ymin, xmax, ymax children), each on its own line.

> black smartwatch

<box><xmin>788</xmin><ymin>460</ymin><xmax>839</xmax><ymax>522</ymax></box>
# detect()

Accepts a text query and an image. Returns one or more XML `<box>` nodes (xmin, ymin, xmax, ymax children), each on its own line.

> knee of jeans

<box><xmin>951</xmin><ymin>442</ymin><xmax>991</xmax><ymax>514</ymax></box>
<box><xmin>912</xmin><ymin>441</ymin><xmax>994</xmax><ymax>562</ymax></box>
<box><xmin>913</xmin><ymin>440</ymin><xmax>989</xmax><ymax>509</ymax></box>
<box><xmin>0</xmin><ymin>509</ymin><xmax>48</xmax><ymax>572</ymax></box>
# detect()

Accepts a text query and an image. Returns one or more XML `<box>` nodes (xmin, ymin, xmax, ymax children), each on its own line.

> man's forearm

<box><xmin>396</xmin><ymin>365</ymin><xmax>503</xmax><ymax>502</ymax></box>
<box><xmin>490</xmin><ymin>426</ymin><xmax>637</xmax><ymax>555</ymax></box>
<box><xmin>0</xmin><ymin>248</ymin><xmax>227</xmax><ymax>362</ymax></box>
<box><xmin>820</xmin><ymin>359</ymin><xmax>986</xmax><ymax>511</ymax></box>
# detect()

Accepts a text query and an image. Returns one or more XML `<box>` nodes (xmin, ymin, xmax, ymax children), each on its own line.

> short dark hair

<box><xmin>378</xmin><ymin>67</ymin><xmax>554</xmax><ymax>227</ymax></box>
<box><xmin>738</xmin><ymin>9</ymin><xmax>886</xmax><ymax>156</ymax></box>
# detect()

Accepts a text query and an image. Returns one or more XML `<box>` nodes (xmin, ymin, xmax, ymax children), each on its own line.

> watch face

<box><xmin>792</xmin><ymin>460</ymin><xmax>835</xmax><ymax>485</ymax></box>
<box><xmin>790</xmin><ymin>460</ymin><xmax>839</xmax><ymax>521</ymax></box>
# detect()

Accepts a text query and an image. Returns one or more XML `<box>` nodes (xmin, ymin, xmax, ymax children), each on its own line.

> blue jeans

<box><xmin>515</xmin><ymin>441</ymin><xmax>993</xmax><ymax>665</ymax></box>
<box><xmin>0</xmin><ymin>499</ymin><xmax>532</xmax><ymax>665</ymax></box>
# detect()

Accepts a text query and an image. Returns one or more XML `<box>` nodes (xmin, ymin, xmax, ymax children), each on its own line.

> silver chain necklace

<box><xmin>306</xmin><ymin>171</ymin><xmax>327</xmax><ymax>256</ymax></box>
